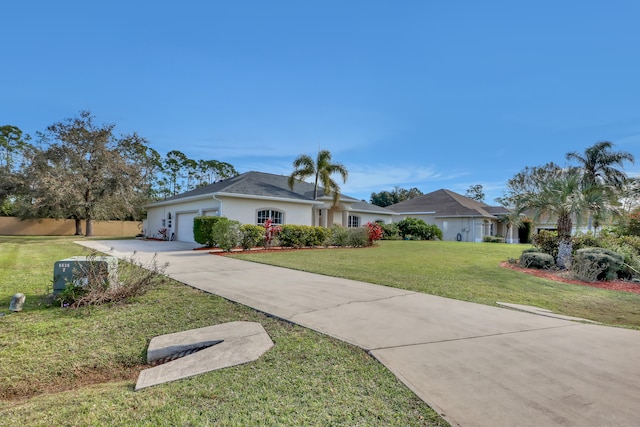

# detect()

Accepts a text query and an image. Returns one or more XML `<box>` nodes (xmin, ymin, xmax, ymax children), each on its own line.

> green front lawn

<box><xmin>0</xmin><ymin>237</ymin><xmax>447</xmax><ymax>426</ymax></box>
<box><xmin>231</xmin><ymin>240</ymin><xmax>640</xmax><ymax>329</ymax></box>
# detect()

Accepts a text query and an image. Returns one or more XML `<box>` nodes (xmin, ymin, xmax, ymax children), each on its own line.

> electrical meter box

<box><xmin>53</xmin><ymin>256</ymin><xmax>118</xmax><ymax>294</ymax></box>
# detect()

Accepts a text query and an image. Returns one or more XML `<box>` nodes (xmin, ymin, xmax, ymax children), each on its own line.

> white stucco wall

<box><xmin>349</xmin><ymin>211</ymin><xmax>394</xmax><ymax>226</ymax></box>
<box><xmin>145</xmin><ymin>197</ymin><xmax>221</xmax><ymax>239</ymax></box>
<box><xmin>392</xmin><ymin>214</ymin><xmax>507</xmax><ymax>242</ymax></box>
<box><xmin>216</xmin><ymin>196</ymin><xmax>313</xmax><ymax>225</ymax></box>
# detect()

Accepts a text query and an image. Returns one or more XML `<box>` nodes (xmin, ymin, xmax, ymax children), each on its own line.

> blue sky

<box><xmin>3</xmin><ymin>1</ymin><xmax>639</xmax><ymax>204</ymax></box>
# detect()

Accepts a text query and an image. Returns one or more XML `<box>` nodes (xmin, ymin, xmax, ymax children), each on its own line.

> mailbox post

<box><xmin>53</xmin><ymin>256</ymin><xmax>118</xmax><ymax>294</ymax></box>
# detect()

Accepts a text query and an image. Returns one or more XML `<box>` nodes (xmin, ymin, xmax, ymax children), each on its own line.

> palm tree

<box><xmin>515</xmin><ymin>170</ymin><xmax>599</xmax><ymax>268</ymax></box>
<box><xmin>566</xmin><ymin>141</ymin><xmax>634</xmax><ymax>230</ymax></box>
<box><xmin>566</xmin><ymin>141</ymin><xmax>634</xmax><ymax>189</ymax></box>
<box><xmin>288</xmin><ymin>149</ymin><xmax>348</xmax><ymax>206</ymax></box>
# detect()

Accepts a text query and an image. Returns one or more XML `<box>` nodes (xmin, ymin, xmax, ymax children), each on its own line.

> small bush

<box><xmin>212</xmin><ymin>218</ymin><xmax>242</xmax><ymax>251</ymax></box>
<box><xmin>347</xmin><ymin>227</ymin><xmax>369</xmax><ymax>247</ymax></box>
<box><xmin>240</xmin><ymin>224</ymin><xmax>265</xmax><ymax>249</ymax></box>
<box><xmin>277</xmin><ymin>225</ymin><xmax>327</xmax><ymax>248</ymax></box>
<box><xmin>571</xmin><ymin>232</ymin><xmax>601</xmax><ymax>252</ymax></box>
<box><xmin>521</xmin><ymin>247</ymin><xmax>542</xmax><ymax>254</ymax></box>
<box><xmin>308</xmin><ymin>226</ymin><xmax>331</xmax><ymax>246</ymax></box>
<box><xmin>380</xmin><ymin>222</ymin><xmax>400</xmax><ymax>240</ymax></box>
<box><xmin>519</xmin><ymin>252</ymin><xmax>555</xmax><ymax>269</ymax></box>
<box><xmin>532</xmin><ymin>230</ymin><xmax>559</xmax><ymax>259</ymax></box>
<box><xmin>396</xmin><ymin>218</ymin><xmax>442</xmax><ymax>240</ymax></box>
<box><xmin>330</xmin><ymin>225</ymin><xmax>349</xmax><ymax>247</ymax></box>
<box><xmin>573</xmin><ymin>247</ymin><xmax>624</xmax><ymax>281</ymax></box>
<box><xmin>194</xmin><ymin>216</ymin><xmax>225</xmax><ymax>247</ymax></box>
<box><xmin>483</xmin><ymin>236</ymin><xmax>505</xmax><ymax>243</ymax></box>
<box><xmin>366</xmin><ymin>222</ymin><xmax>384</xmax><ymax>245</ymax></box>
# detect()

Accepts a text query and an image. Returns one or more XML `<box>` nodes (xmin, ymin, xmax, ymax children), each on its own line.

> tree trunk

<box><xmin>556</xmin><ymin>214</ymin><xmax>573</xmax><ymax>269</ymax></box>
<box><xmin>556</xmin><ymin>214</ymin><xmax>572</xmax><ymax>240</ymax></box>
<box><xmin>557</xmin><ymin>239</ymin><xmax>572</xmax><ymax>269</ymax></box>
<box><xmin>85</xmin><ymin>218</ymin><xmax>94</xmax><ymax>237</ymax></box>
<box><xmin>74</xmin><ymin>218</ymin><xmax>83</xmax><ymax>235</ymax></box>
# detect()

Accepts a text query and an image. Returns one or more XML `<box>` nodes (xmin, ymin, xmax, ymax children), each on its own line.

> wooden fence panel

<box><xmin>0</xmin><ymin>217</ymin><xmax>141</xmax><ymax>236</ymax></box>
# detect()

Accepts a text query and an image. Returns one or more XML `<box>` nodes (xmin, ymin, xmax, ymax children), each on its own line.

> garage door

<box><xmin>175</xmin><ymin>212</ymin><xmax>197</xmax><ymax>243</ymax></box>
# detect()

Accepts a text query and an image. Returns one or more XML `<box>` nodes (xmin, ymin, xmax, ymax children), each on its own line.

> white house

<box><xmin>385</xmin><ymin>189</ymin><xmax>517</xmax><ymax>243</ymax></box>
<box><xmin>144</xmin><ymin>171</ymin><xmax>395</xmax><ymax>243</ymax></box>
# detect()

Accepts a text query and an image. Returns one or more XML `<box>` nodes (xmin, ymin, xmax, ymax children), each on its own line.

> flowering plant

<box><xmin>365</xmin><ymin>222</ymin><xmax>383</xmax><ymax>245</ymax></box>
<box><xmin>263</xmin><ymin>218</ymin><xmax>282</xmax><ymax>247</ymax></box>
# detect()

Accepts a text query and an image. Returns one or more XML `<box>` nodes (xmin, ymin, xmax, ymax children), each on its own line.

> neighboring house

<box><xmin>523</xmin><ymin>210</ymin><xmax>593</xmax><ymax>236</ymax></box>
<box><xmin>385</xmin><ymin>189</ymin><xmax>517</xmax><ymax>243</ymax></box>
<box><xmin>144</xmin><ymin>171</ymin><xmax>395</xmax><ymax>243</ymax></box>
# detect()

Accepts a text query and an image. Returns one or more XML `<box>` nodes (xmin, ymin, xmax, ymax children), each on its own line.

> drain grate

<box><xmin>150</xmin><ymin>340</ymin><xmax>223</xmax><ymax>366</ymax></box>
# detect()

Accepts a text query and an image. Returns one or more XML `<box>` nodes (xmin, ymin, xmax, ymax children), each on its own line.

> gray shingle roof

<box><xmin>149</xmin><ymin>171</ymin><xmax>362</xmax><ymax>205</ymax></box>
<box><xmin>385</xmin><ymin>189</ymin><xmax>510</xmax><ymax>218</ymax></box>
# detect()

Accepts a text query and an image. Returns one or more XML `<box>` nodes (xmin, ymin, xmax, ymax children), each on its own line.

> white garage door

<box><xmin>175</xmin><ymin>212</ymin><xmax>197</xmax><ymax>243</ymax></box>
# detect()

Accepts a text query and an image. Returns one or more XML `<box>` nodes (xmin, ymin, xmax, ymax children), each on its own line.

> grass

<box><xmin>230</xmin><ymin>240</ymin><xmax>640</xmax><ymax>329</ymax></box>
<box><xmin>0</xmin><ymin>237</ymin><xmax>447</xmax><ymax>426</ymax></box>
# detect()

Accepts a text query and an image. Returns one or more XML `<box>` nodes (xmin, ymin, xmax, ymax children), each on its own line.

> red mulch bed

<box><xmin>500</xmin><ymin>262</ymin><xmax>640</xmax><ymax>294</ymax></box>
<box><xmin>208</xmin><ymin>246</ymin><xmax>350</xmax><ymax>255</ymax></box>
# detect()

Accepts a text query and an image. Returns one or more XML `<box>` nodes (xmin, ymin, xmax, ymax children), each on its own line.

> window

<box><xmin>257</xmin><ymin>209</ymin><xmax>283</xmax><ymax>225</ymax></box>
<box><xmin>348</xmin><ymin>215</ymin><xmax>360</xmax><ymax>228</ymax></box>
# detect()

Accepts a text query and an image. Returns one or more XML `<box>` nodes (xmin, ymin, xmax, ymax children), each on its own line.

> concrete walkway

<box><xmin>78</xmin><ymin>240</ymin><xmax>640</xmax><ymax>427</ymax></box>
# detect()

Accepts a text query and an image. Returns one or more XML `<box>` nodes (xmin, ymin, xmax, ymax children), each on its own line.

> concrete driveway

<box><xmin>78</xmin><ymin>240</ymin><xmax>640</xmax><ymax>427</ymax></box>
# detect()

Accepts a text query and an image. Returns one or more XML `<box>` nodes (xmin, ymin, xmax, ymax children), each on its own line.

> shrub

<box><xmin>310</xmin><ymin>226</ymin><xmax>331</xmax><ymax>247</ymax></box>
<box><xmin>57</xmin><ymin>252</ymin><xmax>168</xmax><ymax>308</ymax></box>
<box><xmin>396</xmin><ymin>218</ymin><xmax>442</xmax><ymax>240</ymax></box>
<box><xmin>422</xmin><ymin>223</ymin><xmax>442</xmax><ymax>240</ymax></box>
<box><xmin>571</xmin><ymin>232</ymin><xmax>601</xmax><ymax>252</ymax></box>
<box><xmin>277</xmin><ymin>225</ymin><xmax>327</xmax><ymax>248</ymax></box>
<box><xmin>262</xmin><ymin>219</ymin><xmax>282</xmax><ymax>248</ymax></box>
<box><xmin>521</xmin><ymin>247</ymin><xmax>542</xmax><ymax>254</ymax></box>
<box><xmin>240</xmin><ymin>224</ymin><xmax>265</xmax><ymax>249</ymax></box>
<box><xmin>483</xmin><ymin>235</ymin><xmax>505</xmax><ymax>243</ymax></box>
<box><xmin>379</xmin><ymin>222</ymin><xmax>400</xmax><ymax>240</ymax></box>
<box><xmin>330</xmin><ymin>225</ymin><xmax>349</xmax><ymax>247</ymax></box>
<box><xmin>212</xmin><ymin>218</ymin><xmax>242</xmax><ymax>251</ymax></box>
<box><xmin>278</xmin><ymin>225</ymin><xmax>304</xmax><ymax>248</ymax></box>
<box><xmin>532</xmin><ymin>230</ymin><xmax>559</xmax><ymax>259</ymax></box>
<box><xmin>347</xmin><ymin>227</ymin><xmax>369</xmax><ymax>247</ymax></box>
<box><xmin>194</xmin><ymin>216</ymin><xmax>225</xmax><ymax>247</ymax></box>
<box><xmin>519</xmin><ymin>252</ymin><xmax>555</xmax><ymax>269</ymax></box>
<box><xmin>366</xmin><ymin>222</ymin><xmax>383</xmax><ymax>245</ymax></box>
<box><xmin>614</xmin><ymin>208</ymin><xmax>640</xmax><ymax>236</ymax></box>
<box><xmin>573</xmin><ymin>247</ymin><xmax>624</xmax><ymax>281</ymax></box>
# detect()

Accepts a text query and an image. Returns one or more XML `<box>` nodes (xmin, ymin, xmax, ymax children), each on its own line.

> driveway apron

<box><xmin>78</xmin><ymin>240</ymin><xmax>640</xmax><ymax>427</ymax></box>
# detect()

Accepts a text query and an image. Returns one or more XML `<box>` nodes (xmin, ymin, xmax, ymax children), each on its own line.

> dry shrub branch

<box><xmin>57</xmin><ymin>251</ymin><xmax>168</xmax><ymax>308</ymax></box>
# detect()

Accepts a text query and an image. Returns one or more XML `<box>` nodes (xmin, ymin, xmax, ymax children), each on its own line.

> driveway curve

<box><xmin>78</xmin><ymin>240</ymin><xmax>640</xmax><ymax>427</ymax></box>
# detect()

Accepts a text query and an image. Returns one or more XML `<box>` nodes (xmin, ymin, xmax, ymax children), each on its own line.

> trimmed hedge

<box><xmin>278</xmin><ymin>225</ymin><xmax>330</xmax><ymax>248</ymax></box>
<box><xmin>483</xmin><ymin>236</ymin><xmax>505</xmax><ymax>243</ymax></box>
<box><xmin>194</xmin><ymin>216</ymin><xmax>225</xmax><ymax>247</ymax></box>
<box><xmin>240</xmin><ymin>224</ymin><xmax>265</xmax><ymax>249</ymax></box>
<box><xmin>519</xmin><ymin>252</ymin><xmax>555</xmax><ymax>269</ymax></box>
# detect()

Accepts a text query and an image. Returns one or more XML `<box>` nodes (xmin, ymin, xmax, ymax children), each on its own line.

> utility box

<box><xmin>53</xmin><ymin>256</ymin><xmax>118</xmax><ymax>294</ymax></box>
